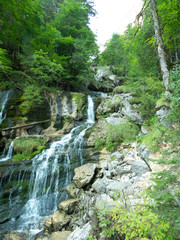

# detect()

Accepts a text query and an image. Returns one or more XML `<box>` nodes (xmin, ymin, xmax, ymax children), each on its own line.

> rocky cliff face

<box><xmin>0</xmin><ymin>69</ymin><xmax>173</xmax><ymax>240</ymax></box>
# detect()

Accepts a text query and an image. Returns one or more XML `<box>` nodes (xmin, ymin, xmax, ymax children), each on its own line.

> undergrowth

<box><xmin>13</xmin><ymin>137</ymin><xmax>47</xmax><ymax>161</ymax></box>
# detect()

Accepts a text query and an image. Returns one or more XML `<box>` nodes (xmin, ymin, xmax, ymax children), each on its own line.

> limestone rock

<box><xmin>110</xmin><ymin>152</ymin><xmax>124</xmax><ymax>161</ymax></box>
<box><xmin>66</xmin><ymin>183</ymin><xmax>78</xmax><ymax>198</ymax></box>
<box><xmin>49</xmin><ymin>211</ymin><xmax>70</xmax><ymax>231</ymax></box>
<box><xmin>141</xmin><ymin>126</ymin><xmax>149</xmax><ymax>135</ymax></box>
<box><xmin>92</xmin><ymin>177</ymin><xmax>126</xmax><ymax>194</ymax></box>
<box><xmin>139</xmin><ymin>143</ymin><xmax>150</xmax><ymax>160</ymax></box>
<box><xmin>67</xmin><ymin>222</ymin><xmax>92</xmax><ymax>240</ymax></box>
<box><xmin>50</xmin><ymin>231</ymin><xmax>72</xmax><ymax>240</ymax></box>
<box><xmin>92</xmin><ymin>177</ymin><xmax>109</xmax><ymax>194</ymax></box>
<box><xmin>73</xmin><ymin>163</ymin><xmax>97</xmax><ymax>188</ymax></box>
<box><xmin>58</xmin><ymin>199</ymin><xmax>79</xmax><ymax>214</ymax></box>
<box><xmin>156</xmin><ymin>106</ymin><xmax>171</xmax><ymax>126</ymax></box>
<box><xmin>86</xmin><ymin>119</ymin><xmax>107</xmax><ymax>147</ymax></box>
<box><xmin>61</xmin><ymin>92</ymin><xmax>86</xmax><ymax>121</ymax></box>
<box><xmin>105</xmin><ymin>116</ymin><xmax>125</xmax><ymax>125</ymax></box>
<box><xmin>96</xmin><ymin>95</ymin><xmax>122</xmax><ymax>116</ymax></box>
<box><xmin>121</xmin><ymin>99</ymin><xmax>143</xmax><ymax>125</ymax></box>
<box><xmin>95</xmin><ymin>194</ymin><xmax>116</xmax><ymax>209</ymax></box>
<box><xmin>131</xmin><ymin>160</ymin><xmax>150</xmax><ymax>176</ymax></box>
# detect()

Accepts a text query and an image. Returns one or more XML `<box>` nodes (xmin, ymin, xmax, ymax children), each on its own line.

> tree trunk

<box><xmin>150</xmin><ymin>0</ymin><xmax>169</xmax><ymax>91</ymax></box>
<box><xmin>174</xmin><ymin>39</ymin><xmax>179</xmax><ymax>62</ymax></box>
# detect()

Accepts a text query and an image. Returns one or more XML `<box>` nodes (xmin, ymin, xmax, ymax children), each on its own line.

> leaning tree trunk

<box><xmin>150</xmin><ymin>0</ymin><xmax>169</xmax><ymax>91</ymax></box>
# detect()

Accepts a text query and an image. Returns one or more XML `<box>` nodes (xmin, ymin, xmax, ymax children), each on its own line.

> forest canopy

<box><xmin>0</xmin><ymin>0</ymin><xmax>179</xmax><ymax>92</ymax></box>
<box><xmin>0</xmin><ymin>0</ymin><xmax>98</xmax><ymax>91</ymax></box>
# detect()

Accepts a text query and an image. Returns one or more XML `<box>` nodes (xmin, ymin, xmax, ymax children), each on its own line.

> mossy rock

<box><xmin>155</xmin><ymin>97</ymin><xmax>170</xmax><ymax>110</ymax></box>
<box><xmin>71</xmin><ymin>92</ymin><xmax>86</xmax><ymax>111</ymax></box>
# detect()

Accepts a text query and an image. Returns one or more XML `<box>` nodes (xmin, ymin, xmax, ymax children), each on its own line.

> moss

<box><xmin>113</xmin><ymin>86</ymin><xmax>129</xmax><ymax>94</ymax></box>
<box><xmin>156</xmin><ymin>97</ymin><xmax>169</xmax><ymax>110</ymax></box>
<box><xmin>128</xmin><ymin>97</ymin><xmax>141</xmax><ymax>104</ymax></box>
<box><xmin>71</xmin><ymin>93</ymin><xmax>86</xmax><ymax>111</ymax></box>
<box><xmin>107</xmin><ymin>96</ymin><xmax>122</xmax><ymax>109</ymax></box>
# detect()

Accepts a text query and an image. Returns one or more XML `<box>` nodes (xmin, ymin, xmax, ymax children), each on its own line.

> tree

<box><xmin>149</xmin><ymin>0</ymin><xmax>169</xmax><ymax>91</ymax></box>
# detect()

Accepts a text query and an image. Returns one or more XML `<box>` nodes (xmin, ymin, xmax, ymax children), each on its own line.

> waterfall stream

<box><xmin>0</xmin><ymin>141</ymin><xmax>14</xmax><ymax>162</ymax></box>
<box><xmin>0</xmin><ymin>90</ymin><xmax>10</xmax><ymax>125</ymax></box>
<box><xmin>8</xmin><ymin>95</ymin><xmax>95</xmax><ymax>236</ymax></box>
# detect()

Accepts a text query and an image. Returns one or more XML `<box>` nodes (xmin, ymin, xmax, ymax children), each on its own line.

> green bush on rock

<box><xmin>87</xmin><ymin>194</ymin><xmax>173</xmax><ymax>240</ymax></box>
<box><xmin>13</xmin><ymin>137</ymin><xmax>47</xmax><ymax>161</ymax></box>
<box><xmin>95</xmin><ymin>120</ymin><xmax>139</xmax><ymax>152</ymax></box>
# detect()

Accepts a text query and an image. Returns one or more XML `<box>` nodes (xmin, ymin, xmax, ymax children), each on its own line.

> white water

<box><xmin>87</xmin><ymin>95</ymin><xmax>95</xmax><ymax>123</ymax></box>
<box><xmin>0</xmin><ymin>90</ymin><xmax>10</xmax><ymax>124</ymax></box>
<box><xmin>15</xmin><ymin>95</ymin><xmax>95</xmax><ymax>235</ymax></box>
<box><xmin>0</xmin><ymin>141</ymin><xmax>14</xmax><ymax>162</ymax></box>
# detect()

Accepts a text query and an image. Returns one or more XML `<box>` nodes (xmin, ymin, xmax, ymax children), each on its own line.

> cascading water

<box><xmin>0</xmin><ymin>141</ymin><xmax>14</xmax><ymax>162</ymax></box>
<box><xmin>11</xmin><ymin>95</ymin><xmax>95</xmax><ymax>236</ymax></box>
<box><xmin>0</xmin><ymin>90</ymin><xmax>10</xmax><ymax>124</ymax></box>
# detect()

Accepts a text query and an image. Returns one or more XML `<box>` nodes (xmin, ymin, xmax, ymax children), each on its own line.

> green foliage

<box><xmin>106</xmin><ymin>121</ymin><xmax>139</xmax><ymax>144</ymax></box>
<box><xmin>0</xmin><ymin>47</ymin><xmax>12</xmax><ymax>73</ymax></box>
<box><xmin>72</xmin><ymin>93</ymin><xmax>86</xmax><ymax>111</ymax></box>
<box><xmin>95</xmin><ymin>121</ymin><xmax>139</xmax><ymax>152</ymax></box>
<box><xmin>124</xmin><ymin>77</ymin><xmax>163</xmax><ymax>118</ymax></box>
<box><xmin>88</xmin><ymin>194</ymin><xmax>173</xmax><ymax>240</ymax></box>
<box><xmin>94</xmin><ymin>138</ymin><xmax>106</xmax><ymax>151</ymax></box>
<box><xmin>0</xmin><ymin>0</ymin><xmax>97</xmax><ymax>91</ymax></box>
<box><xmin>86</xmin><ymin>236</ymin><xmax>97</xmax><ymax>240</ymax></box>
<box><xmin>28</xmin><ymin>50</ymin><xmax>64</xmax><ymax>88</ymax></box>
<box><xmin>19</xmin><ymin>85</ymin><xmax>42</xmax><ymax>117</ymax></box>
<box><xmin>156</xmin><ymin>0</ymin><xmax>180</xmax><ymax>64</ymax></box>
<box><xmin>148</xmin><ymin>165</ymin><xmax>180</xmax><ymax>239</ymax></box>
<box><xmin>169</xmin><ymin>64</ymin><xmax>180</xmax><ymax>122</ymax></box>
<box><xmin>113</xmin><ymin>86</ymin><xmax>130</xmax><ymax>94</ymax></box>
<box><xmin>13</xmin><ymin>137</ymin><xmax>47</xmax><ymax>161</ymax></box>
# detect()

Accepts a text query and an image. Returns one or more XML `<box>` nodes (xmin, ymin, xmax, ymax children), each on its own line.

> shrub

<box><xmin>106</xmin><ymin>121</ymin><xmax>139</xmax><ymax>144</ymax></box>
<box><xmin>95</xmin><ymin>138</ymin><xmax>106</xmax><ymax>150</ymax></box>
<box><xmin>88</xmin><ymin>194</ymin><xmax>173</xmax><ymax>240</ymax></box>
<box><xmin>169</xmin><ymin>64</ymin><xmax>180</xmax><ymax>123</ymax></box>
<box><xmin>19</xmin><ymin>85</ymin><xmax>42</xmax><ymax>117</ymax></box>
<box><xmin>13</xmin><ymin>137</ymin><xmax>47</xmax><ymax>161</ymax></box>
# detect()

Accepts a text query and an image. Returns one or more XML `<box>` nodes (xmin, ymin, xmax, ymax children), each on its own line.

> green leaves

<box><xmin>0</xmin><ymin>0</ymin><xmax>97</xmax><ymax>90</ymax></box>
<box><xmin>0</xmin><ymin>47</ymin><xmax>12</xmax><ymax>73</ymax></box>
<box><xmin>29</xmin><ymin>50</ymin><xmax>64</xmax><ymax>87</ymax></box>
<box><xmin>91</xmin><ymin>194</ymin><xmax>173</xmax><ymax>240</ymax></box>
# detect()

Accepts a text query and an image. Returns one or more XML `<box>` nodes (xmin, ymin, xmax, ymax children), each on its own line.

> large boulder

<box><xmin>131</xmin><ymin>160</ymin><xmax>150</xmax><ymax>176</ymax></box>
<box><xmin>45</xmin><ymin>211</ymin><xmax>70</xmax><ymax>232</ymax></box>
<box><xmin>92</xmin><ymin>177</ymin><xmax>127</xmax><ymax>194</ymax></box>
<box><xmin>61</xmin><ymin>92</ymin><xmax>86</xmax><ymax>121</ymax></box>
<box><xmin>58</xmin><ymin>199</ymin><xmax>79</xmax><ymax>214</ymax></box>
<box><xmin>73</xmin><ymin>163</ymin><xmax>97</xmax><ymax>188</ymax></box>
<box><xmin>156</xmin><ymin>106</ymin><xmax>171</xmax><ymax>126</ymax></box>
<box><xmin>89</xmin><ymin>66</ymin><xmax>118</xmax><ymax>92</ymax></box>
<box><xmin>66</xmin><ymin>183</ymin><xmax>78</xmax><ymax>198</ymax></box>
<box><xmin>86</xmin><ymin>119</ymin><xmax>107</xmax><ymax>147</ymax></box>
<box><xmin>121</xmin><ymin>98</ymin><xmax>143</xmax><ymax>125</ymax></box>
<box><xmin>96</xmin><ymin>95</ymin><xmax>122</xmax><ymax>116</ymax></box>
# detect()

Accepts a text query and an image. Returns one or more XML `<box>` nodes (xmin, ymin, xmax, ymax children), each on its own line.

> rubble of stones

<box><xmin>38</xmin><ymin>143</ymin><xmax>153</xmax><ymax>240</ymax></box>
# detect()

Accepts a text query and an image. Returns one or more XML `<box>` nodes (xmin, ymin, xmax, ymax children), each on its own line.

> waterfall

<box><xmin>0</xmin><ymin>141</ymin><xmax>14</xmax><ymax>162</ymax></box>
<box><xmin>11</xmin><ymin>95</ymin><xmax>95</xmax><ymax>236</ymax></box>
<box><xmin>87</xmin><ymin>95</ymin><xmax>95</xmax><ymax>123</ymax></box>
<box><xmin>0</xmin><ymin>90</ymin><xmax>10</xmax><ymax>124</ymax></box>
